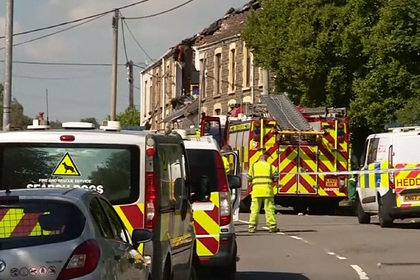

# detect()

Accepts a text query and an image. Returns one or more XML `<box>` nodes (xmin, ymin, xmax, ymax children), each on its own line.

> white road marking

<box><xmin>290</xmin><ymin>236</ymin><xmax>302</xmax><ymax>240</ymax></box>
<box><xmin>351</xmin><ymin>265</ymin><xmax>369</xmax><ymax>280</ymax></box>
<box><xmin>327</xmin><ymin>251</ymin><xmax>347</xmax><ymax>260</ymax></box>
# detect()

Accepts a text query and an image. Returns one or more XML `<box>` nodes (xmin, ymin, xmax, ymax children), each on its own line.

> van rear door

<box><xmin>186</xmin><ymin>149</ymin><xmax>221</xmax><ymax>257</ymax></box>
<box><xmin>222</xmin><ymin>151</ymin><xmax>240</xmax><ymax>221</ymax></box>
<box><xmin>393</xmin><ymin>134</ymin><xmax>420</xmax><ymax>208</ymax></box>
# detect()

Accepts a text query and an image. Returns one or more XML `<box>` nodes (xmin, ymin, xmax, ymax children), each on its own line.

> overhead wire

<box><xmin>0</xmin><ymin>60</ymin><xmax>147</xmax><ymax>67</ymax></box>
<box><xmin>0</xmin><ymin>14</ymin><xmax>107</xmax><ymax>51</ymax></box>
<box><xmin>0</xmin><ymin>0</ymin><xmax>149</xmax><ymax>40</ymax></box>
<box><xmin>123</xmin><ymin>0</ymin><xmax>194</xmax><ymax>20</ymax></box>
<box><xmin>121</xmin><ymin>18</ymin><xmax>154</xmax><ymax>62</ymax></box>
<box><xmin>120</xmin><ymin>13</ymin><xmax>130</xmax><ymax>62</ymax></box>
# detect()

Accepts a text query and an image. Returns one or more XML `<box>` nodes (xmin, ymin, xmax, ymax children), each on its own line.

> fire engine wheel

<box><xmin>378</xmin><ymin>198</ymin><xmax>393</xmax><ymax>228</ymax></box>
<box><xmin>357</xmin><ymin>199</ymin><xmax>371</xmax><ymax>224</ymax></box>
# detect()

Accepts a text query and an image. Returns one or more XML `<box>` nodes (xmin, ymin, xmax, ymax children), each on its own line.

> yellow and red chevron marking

<box><xmin>0</xmin><ymin>209</ymin><xmax>53</xmax><ymax>238</ymax></box>
<box><xmin>248</xmin><ymin>120</ymin><xmax>278</xmax><ymax>195</ymax></box>
<box><xmin>193</xmin><ymin>192</ymin><xmax>220</xmax><ymax>257</ymax></box>
<box><xmin>320</xmin><ymin>120</ymin><xmax>349</xmax><ymax>172</ymax></box>
<box><xmin>277</xmin><ymin>145</ymin><xmax>346</xmax><ymax>197</ymax></box>
<box><xmin>394</xmin><ymin>163</ymin><xmax>420</xmax><ymax>208</ymax></box>
<box><xmin>114</xmin><ymin>203</ymin><xmax>145</xmax><ymax>251</ymax></box>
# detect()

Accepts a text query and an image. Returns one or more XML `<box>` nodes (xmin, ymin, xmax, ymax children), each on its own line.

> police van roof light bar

<box><xmin>100</xmin><ymin>120</ymin><xmax>121</xmax><ymax>131</ymax></box>
<box><xmin>62</xmin><ymin>122</ymin><xmax>96</xmax><ymax>130</ymax></box>
<box><xmin>27</xmin><ymin>119</ymin><xmax>51</xmax><ymax>130</ymax></box>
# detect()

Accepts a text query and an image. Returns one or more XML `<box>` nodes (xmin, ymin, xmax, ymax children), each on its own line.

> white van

<box><xmin>357</xmin><ymin>125</ymin><xmax>420</xmax><ymax>227</ymax></box>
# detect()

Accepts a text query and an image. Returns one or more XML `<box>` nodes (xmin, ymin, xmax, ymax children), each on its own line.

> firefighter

<box><xmin>247</xmin><ymin>153</ymin><xmax>280</xmax><ymax>233</ymax></box>
<box><xmin>221</xmin><ymin>145</ymin><xmax>233</xmax><ymax>174</ymax></box>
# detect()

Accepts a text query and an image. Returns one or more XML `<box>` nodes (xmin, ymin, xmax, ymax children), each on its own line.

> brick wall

<box><xmin>198</xmin><ymin>37</ymin><xmax>270</xmax><ymax>115</ymax></box>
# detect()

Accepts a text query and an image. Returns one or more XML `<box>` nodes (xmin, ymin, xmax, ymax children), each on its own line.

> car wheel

<box><xmin>378</xmin><ymin>198</ymin><xmax>393</xmax><ymax>228</ymax></box>
<box><xmin>357</xmin><ymin>199</ymin><xmax>371</xmax><ymax>224</ymax></box>
<box><xmin>226</xmin><ymin>258</ymin><xmax>237</xmax><ymax>280</ymax></box>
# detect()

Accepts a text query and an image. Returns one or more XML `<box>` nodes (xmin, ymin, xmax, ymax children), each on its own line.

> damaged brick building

<box><xmin>140</xmin><ymin>0</ymin><xmax>274</xmax><ymax>129</ymax></box>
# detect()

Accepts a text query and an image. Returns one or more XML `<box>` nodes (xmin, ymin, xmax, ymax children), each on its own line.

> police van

<box><xmin>357</xmin><ymin>125</ymin><xmax>420</xmax><ymax>228</ymax></box>
<box><xmin>175</xmin><ymin>130</ymin><xmax>241</xmax><ymax>279</ymax></box>
<box><xmin>0</xmin><ymin>119</ymin><xmax>198</xmax><ymax>280</ymax></box>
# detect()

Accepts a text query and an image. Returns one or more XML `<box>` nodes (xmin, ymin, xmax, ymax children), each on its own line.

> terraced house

<box><xmin>140</xmin><ymin>0</ymin><xmax>274</xmax><ymax>130</ymax></box>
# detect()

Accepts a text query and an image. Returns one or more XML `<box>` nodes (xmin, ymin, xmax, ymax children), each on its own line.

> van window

<box><xmin>394</xmin><ymin>135</ymin><xmax>420</xmax><ymax>163</ymax></box>
<box><xmin>0</xmin><ymin>199</ymin><xmax>85</xmax><ymax>250</ymax></box>
<box><xmin>158</xmin><ymin>144</ymin><xmax>185</xmax><ymax>208</ymax></box>
<box><xmin>186</xmin><ymin>149</ymin><xmax>219</xmax><ymax>193</ymax></box>
<box><xmin>366</xmin><ymin>138</ymin><xmax>379</xmax><ymax>164</ymax></box>
<box><xmin>0</xmin><ymin>144</ymin><xmax>140</xmax><ymax>205</ymax></box>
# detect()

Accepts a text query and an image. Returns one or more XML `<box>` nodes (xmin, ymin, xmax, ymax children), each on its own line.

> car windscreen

<box><xmin>0</xmin><ymin>144</ymin><xmax>140</xmax><ymax>205</ymax></box>
<box><xmin>0</xmin><ymin>200</ymin><xmax>85</xmax><ymax>250</ymax></box>
<box><xmin>186</xmin><ymin>149</ymin><xmax>219</xmax><ymax>193</ymax></box>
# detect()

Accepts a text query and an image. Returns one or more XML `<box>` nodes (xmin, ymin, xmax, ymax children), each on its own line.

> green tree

<box><xmin>0</xmin><ymin>84</ymin><xmax>33</xmax><ymax>129</ymax></box>
<box><xmin>242</xmin><ymin>0</ymin><xmax>420</xmax><ymax>156</ymax></box>
<box><xmin>88</xmin><ymin>150</ymin><xmax>131</xmax><ymax>202</ymax></box>
<box><xmin>106</xmin><ymin>107</ymin><xmax>140</xmax><ymax>127</ymax></box>
<box><xmin>80</xmin><ymin>117</ymin><xmax>99</xmax><ymax>127</ymax></box>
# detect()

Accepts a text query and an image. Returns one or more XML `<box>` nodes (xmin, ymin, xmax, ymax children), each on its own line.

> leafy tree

<box><xmin>80</xmin><ymin>117</ymin><xmax>99</xmax><ymax>127</ymax></box>
<box><xmin>242</xmin><ymin>0</ymin><xmax>420</xmax><ymax>156</ymax></box>
<box><xmin>2</xmin><ymin>147</ymin><xmax>57</xmax><ymax>188</ymax></box>
<box><xmin>106</xmin><ymin>107</ymin><xmax>140</xmax><ymax>127</ymax></box>
<box><xmin>0</xmin><ymin>84</ymin><xmax>32</xmax><ymax>129</ymax></box>
<box><xmin>88</xmin><ymin>150</ymin><xmax>131</xmax><ymax>202</ymax></box>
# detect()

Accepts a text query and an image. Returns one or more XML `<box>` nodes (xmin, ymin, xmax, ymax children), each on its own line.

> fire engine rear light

<box><xmin>60</xmin><ymin>135</ymin><xmax>75</xmax><ymax>142</ymax></box>
<box><xmin>214</xmin><ymin>151</ymin><xmax>231</xmax><ymax>227</ymax></box>
<box><xmin>57</xmin><ymin>239</ymin><xmax>100</xmax><ymax>280</ymax></box>
<box><xmin>145</xmin><ymin>172</ymin><xmax>156</xmax><ymax>229</ymax></box>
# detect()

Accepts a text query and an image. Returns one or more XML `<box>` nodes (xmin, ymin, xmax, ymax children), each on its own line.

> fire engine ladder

<box><xmin>260</xmin><ymin>93</ymin><xmax>312</xmax><ymax>131</ymax></box>
<box><xmin>260</xmin><ymin>93</ymin><xmax>320</xmax><ymax>194</ymax></box>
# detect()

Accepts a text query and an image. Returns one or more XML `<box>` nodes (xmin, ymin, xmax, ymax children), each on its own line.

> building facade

<box><xmin>140</xmin><ymin>0</ymin><xmax>274</xmax><ymax>129</ymax></box>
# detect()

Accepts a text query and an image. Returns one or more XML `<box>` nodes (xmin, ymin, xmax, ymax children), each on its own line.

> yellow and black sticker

<box><xmin>51</xmin><ymin>152</ymin><xmax>81</xmax><ymax>176</ymax></box>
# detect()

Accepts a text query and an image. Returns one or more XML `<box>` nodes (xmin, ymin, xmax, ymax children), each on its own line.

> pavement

<box><xmin>210</xmin><ymin>210</ymin><xmax>420</xmax><ymax>280</ymax></box>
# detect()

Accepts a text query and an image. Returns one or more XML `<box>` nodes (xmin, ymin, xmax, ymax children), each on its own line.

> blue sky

<box><xmin>0</xmin><ymin>0</ymin><xmax>245</xmax><ymax>122</ymax></box>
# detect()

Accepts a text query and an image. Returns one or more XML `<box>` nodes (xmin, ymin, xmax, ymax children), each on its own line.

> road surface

<box><xmin>215</xmin><ymin>211</ymin><xmax>420</xmax><ymax>280</ymax></box>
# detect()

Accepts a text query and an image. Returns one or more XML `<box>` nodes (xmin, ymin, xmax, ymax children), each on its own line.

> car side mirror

<box><xmin>227</xmin><ymin>174</ymin><xmax>241</xmax><ymax>190</ymax></box>
<box><xmin>132</xmin><ymin>229</ymin><xmax>153</xmax><ymax>245</ymax></box>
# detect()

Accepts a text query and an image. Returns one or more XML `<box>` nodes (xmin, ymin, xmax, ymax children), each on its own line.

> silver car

<box><xmin>0</xmin><ymin>188</ymin><xmax>152</xmax><ymax>280</ymax></box>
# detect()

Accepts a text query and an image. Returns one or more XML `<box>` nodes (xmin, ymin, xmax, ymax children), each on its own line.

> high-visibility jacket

<box><xmin>222</xmin><ymin>156</ymin><xmax>230</xmax><ymax>174</ymax></box>
<box><xmin>247</xmin><ymin>161</ymin><xmax>278</xmax><ymax>197</ymax></box>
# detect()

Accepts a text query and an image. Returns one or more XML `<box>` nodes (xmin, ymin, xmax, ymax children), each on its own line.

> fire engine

<box><xmin>198</xmin><ymin>93</ymin><xmax>351</xmax><ymax>214</ymax></box>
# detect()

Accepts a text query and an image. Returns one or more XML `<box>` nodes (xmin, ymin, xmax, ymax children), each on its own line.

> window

<box><xmin>0</xmin><ymin>199</ymin><xmax>86</xmax><ymax>250</ymax></box>
<box><xmin>1</xmin><ymin>144</ymin><xmax>140</xmax><ymax>205</ymax></box>
<box><xmin>90</xmin><ymin>198</ymin><xmax>114</xmax><ymax>238</ymax></box>
<box><xmin>366</xmin><ymin>138</ymin><xmax>380</xmax><ymax>165</ymax></box>
<box><xmin>158</xmin><ymin>144</ymin><xmax>171</xmax><ymax>207</ymax></box>
<box><xmin>215</xmin><ymin>108</ymin><xmax>221</xmax><ymax>115</ymax></box>
<box><xmin>229</xmin><ymin>48</ymin><xmax>236</xmax><ymax>92</ymax></box>
<box><xmin>214</xmin><ymin>53</ymin><xmax>222</xmax><ymax>95</ymax></box>
<box><xmin>98</xmin><ymin>198</ymin><xmax>131</xmax><ymax>243</ymax></box>
<box><xmin>169</xmin><ymin>145</ymin><xmax>186</xmax><ymax>201</ymax></box>
<box><xmin>243</xmin><ymin>44</ymin><xmax>251</xmax><ymax>88</ymax></box>
<box><xmin>258</xmin><ymin>67</ymin><xmax>263</xmax><ymax>87</ymax></box>
<box><xmin>200</xmin><ymin>58</ymin><xmax>207</xmax><ymax>98</ymax></box>
<box><xmin>186</xmin><ymin>149</ymin><xmax>220</xmax><ymax>193</ymax></box>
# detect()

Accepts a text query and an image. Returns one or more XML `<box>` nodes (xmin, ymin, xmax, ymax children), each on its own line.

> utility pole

<box><xmin>126</xmin><ymin>60</ymin><xmax>134</xmax><ymax>109</ymax></box>
<box><xmin>262</xmin><ymin>68</ymin><xmax>269</xmax><ymax>95</ymax></box>
<box><xmin>3</xmin><ymin>0</ymin><xmax>14</xmax><ymax>131</ymax></box>
<box><xmin>110</xmin><ymin>9</ymin><xmax>119</xmax><ymax>121</ymax></box>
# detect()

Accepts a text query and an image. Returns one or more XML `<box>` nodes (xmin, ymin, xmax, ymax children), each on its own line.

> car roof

<box><xmin>184</xmin><ymin>139</ymin><xmax>219</xmax><ymax>150</ymax></box>
<box><xmin>0</xmin><ymin>187</ymin><xmax>93</xmax><ymax>201</ymax></box>
<box><xmin>0</xmin><ymin>129</ymin><xmax>182</xmax><ymax>143</ymax></box>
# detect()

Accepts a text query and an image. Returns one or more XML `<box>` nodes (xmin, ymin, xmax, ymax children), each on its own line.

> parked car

<box><xmin>0</xmin><ymin>187</ymin><xmax>152</xmax><ymax>280</ymax></box>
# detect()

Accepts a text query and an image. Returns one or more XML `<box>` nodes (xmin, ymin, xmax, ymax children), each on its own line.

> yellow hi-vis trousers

<box><xmin>249</xmin><ymin>196</ymin><xmax>277</xmax><ymax>230</ymax></box>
